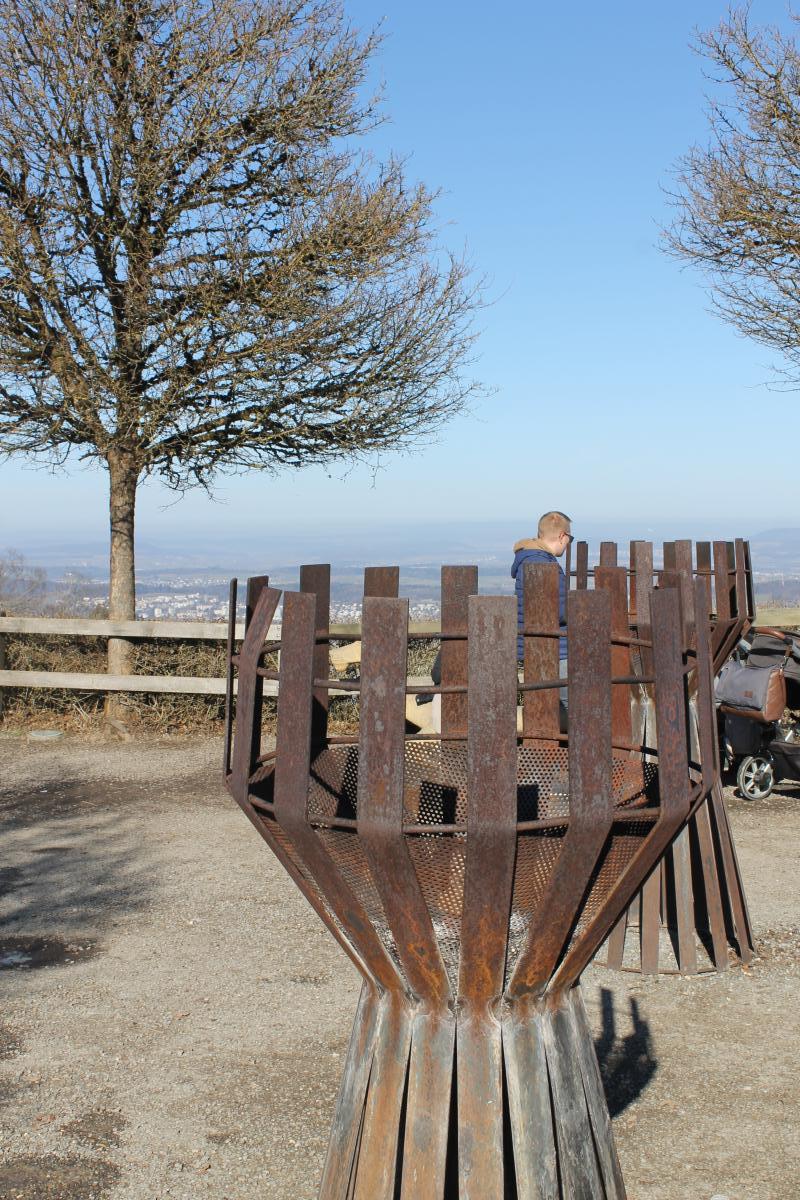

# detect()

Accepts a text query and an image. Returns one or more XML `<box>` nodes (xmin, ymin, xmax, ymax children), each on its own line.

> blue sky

<box><xmin>2</xmin><ymin>0</ymin><xmax>797</xmax><ymax>549</ymax></box>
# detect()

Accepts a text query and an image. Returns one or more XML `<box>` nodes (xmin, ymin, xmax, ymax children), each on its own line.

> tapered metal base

<box><xmin>599</xmin><ymin>784</ymin><xmax>755</xmax><ymax>975</ymax></box>
<box><xmin>321</xmin><ymin>984</ymin><xmax>625</xmax><ymax>1200</ymax></box>
<box><xmin>226</xmin><ymin>566</ymin><xmax>720</xmax><ymax>1200</ymax></box>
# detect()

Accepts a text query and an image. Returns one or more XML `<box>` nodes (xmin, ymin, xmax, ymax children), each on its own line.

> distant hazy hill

<box><xmin>750</xmin><ymin>529</ymin><xmax>800</xmax><ymax>570</ymax></box>
<box><xmin>6</xmin><ymin>521</ymin><xmax>800</xmax><ymax>579</ymax></box>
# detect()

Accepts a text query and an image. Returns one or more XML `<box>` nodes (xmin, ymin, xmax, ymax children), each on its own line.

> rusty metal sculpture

<box><xmin>224</xmin><ymin>562</ymin><xmax>718</xmax><ymax>1199</ymax></box>
<box><xmin>580</xmin><ymin>540</ymin><xmax>756</xmax><ymax>976</ymax></box>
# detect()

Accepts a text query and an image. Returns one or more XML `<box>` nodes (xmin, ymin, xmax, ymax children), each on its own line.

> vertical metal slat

<box><xmin>510</xmin><ymin>588</ymin><xmax>614</xmax><ymax>1000</ymax></box>
<box><xmin>522</xmin><ymin>560</ymin><xmax>560</xmax><ymax>744</ymax></box>
<box><xmin>300</xmin><ymin>563</ymin><xmax>331</xmax><ymax>749</ymax></box>
<box><xmin>441</xmin><ymin>565</ymin><xmax>478</xmax><ymax>739</ymax></box>
<box><xmin>457</xmin><ymin>595</ymin><xmax>518</xmax><ymax>1200</ymax></box>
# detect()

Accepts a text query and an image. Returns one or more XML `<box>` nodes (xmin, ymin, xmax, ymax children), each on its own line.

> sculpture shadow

<box><xmin>593</xmin><ymin>986</ymin><xmax>657</xmax><ymax>1117</ymax></box>
<box><xmin>0</xmin><ymin>775</ymin><xmax>158</xmax><ymax>952</ymax></box>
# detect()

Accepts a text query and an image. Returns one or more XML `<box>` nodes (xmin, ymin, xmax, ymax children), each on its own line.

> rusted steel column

<box><xmin>595</xmin><ymin>566</ymin><xmax>633</xmax><ymax>748</ymax></box>
<box><xmin>663</xmin><ymin>551</ymin><xmax>700</xmax><ymax>974</ymax></box>
<box><xmin>595</xmin><ymin>563</ymin><xmax>643</xmax><ymax>971</ymax></box>
<box><xmin>597</xmin><ymin>541</ymin><xmax>756</xmax><ymax>977</ymax></box>
<box><xmin>575</xmin><ymin>540</ymin><xmax>589</xmax><ymax>589</ymax></box>
<box><xmin>300</xmin><ymin>563</ymin><xmax>331</xmax><ymax>749</ymax></box>
<box><xmin>457</xmin><ymin>595</ymin><xmax>518</xmax><ymax>1199</ymax></box>
<box><xmin>599</xmin><ymin>540</ymin><xmax>618</xmax><ymax>567</ymax></box>
<box><xmin>231</xmin><ymin>583</ymin><xmax>279</xmax><ymax>797</ymax></box>
<box><xmin>631</xmin><ymin>541</ymin><xmax>654</xmax><ymax>658</ymax></box>
<box><xmin>511</xmin><ymin>589</ymin><xmax>614</xmax><ymax>1003</ymax></box>
<box><xmin>357</xmin><ymin>596</ymin><xmax>452</xmax><ymax>1200</ymax></box>
<box><xmin>440</xmin><ymin>565</ymin><xmax>478</xmax><ymax>739</ymax></box>
<box><xmin>522</xmin><ymin>561</ymin><xmax>560</xmax><ymax>745</ymax></box>
<box><xmin>674</xmin><ymin>539</ymin><xmax>696</xmax><ymax>642</ymax></box>
<box><xmin>363</xmin><ymin>566</ymin><xmax>400</xmax><ymax>597</ymax></box>
<box><xmin>244</xmin><ymin>574</ymin><xmax>269</xmax><ymax>629</ymax></box>
<box><xmin>224</xmin><ymin>557</ymin><xmax>720</xmax><ymax>1199</ymax></box>
<box><xmin>743</xmin><ymin>539</ymin><xmax>756</xmax><ymax>619</ymax></box>
<box><xmin>696</xmin><ymin>541</ymin><xmax>713</xmax><ymax>615</ymax></box>
<box><xmin>713</xmin><ymin>540</ymin><xmax>733</xmax><ymax>620</ymax></box>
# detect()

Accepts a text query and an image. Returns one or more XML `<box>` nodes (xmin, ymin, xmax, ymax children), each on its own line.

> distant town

<box><xmin>57</xmin><ymin>568</ymin><xmax>800</xmax><ymax>624</ymax></box>
<box><xmin>54</xmin><ymin>571</ymin><xmax>450</xmax><ymax>622</ymax></box>
<box><xmin>5</xmin><ymin>524</ymin><xmax>800</xmax><ymax>621</ymax></box>
<box><xmin>130</xmin><ymin>589</ymin><xmax>444</xmax><ymax>624</ymax></box>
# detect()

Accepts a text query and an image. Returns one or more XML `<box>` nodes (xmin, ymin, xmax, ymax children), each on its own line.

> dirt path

<box><xmin>0</xmin><ymin>734</ymin><xmax>798</xmax><ymax>1199</ymax></box>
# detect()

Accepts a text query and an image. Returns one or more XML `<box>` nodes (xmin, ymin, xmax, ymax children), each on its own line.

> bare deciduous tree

<box><xmin>0</xmin><ymin>0</ymin><xmax>480</xmax><ymax>689</ymax></box>
<box><xmin>666</xmin><ymin>6</ymin><xmax>800</xmax><ymax>382</ymax></box>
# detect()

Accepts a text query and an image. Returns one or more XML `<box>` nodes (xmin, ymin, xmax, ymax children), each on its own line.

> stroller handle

<box><xmin>740</xmin><ymin>628</ymin><xmax>800</xmax><ymax>664</ymax></box>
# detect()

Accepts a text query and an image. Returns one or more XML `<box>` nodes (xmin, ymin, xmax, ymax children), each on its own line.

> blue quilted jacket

<box><xmin>510</xmin><ymin>542</ymin><xmax>567</xmax><ymax>660</ymax></box>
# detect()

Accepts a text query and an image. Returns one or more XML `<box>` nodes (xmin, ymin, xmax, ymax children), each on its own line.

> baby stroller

<box><xmin>717</xmin><ymin>627</ymin><xmax>800</xmax><ymax>800</ymax></box>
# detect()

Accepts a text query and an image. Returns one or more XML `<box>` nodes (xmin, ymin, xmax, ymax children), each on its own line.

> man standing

<box><xmin>511</xmin><ymin>510</ymin><xmax>572</xmax><ymax>712</ymax></box>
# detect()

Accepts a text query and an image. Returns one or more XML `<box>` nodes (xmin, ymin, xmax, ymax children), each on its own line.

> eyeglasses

<box><xmin>562</xmin><ymin>532</ymin><xmax>574</xmax><ymax>544</ymax></box>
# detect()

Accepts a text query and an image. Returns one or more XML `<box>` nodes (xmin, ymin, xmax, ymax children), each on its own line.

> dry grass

<box><xmin>0</xmin><ymin>636</ymin><xmax>440</xmax><ymax>737</ymax></box>
<box><xmin>1</xmin><ymin>635</ymin><xmax>230</xmax><ymax>735</ymax></box>
<box><xmin>754</xmin><ymin>607</ymin><xmax>800</xmax><ymax>630</ymax></box>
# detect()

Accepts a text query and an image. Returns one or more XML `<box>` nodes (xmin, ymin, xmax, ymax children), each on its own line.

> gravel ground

<box><xmin>0</xmin><ymin>733</ymin><xmax>798</xmax><ymax>1200</ymax></box>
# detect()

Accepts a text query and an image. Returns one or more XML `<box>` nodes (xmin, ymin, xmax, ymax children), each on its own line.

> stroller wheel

<box><xmin>736</xmin><ymin>754</ymin><xmax>775</xmax><ymax>801</ymax></box>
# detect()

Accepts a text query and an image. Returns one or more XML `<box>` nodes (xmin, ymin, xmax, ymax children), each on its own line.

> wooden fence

<box><xmin>2</xmin><ymin>606</ymin><xmax>793</xmax><ymax>701</ymax></box>
<box><xmin>0</xmin><ymin>615</ymin><xmax>440</xmax><ymax>697</ymax></box>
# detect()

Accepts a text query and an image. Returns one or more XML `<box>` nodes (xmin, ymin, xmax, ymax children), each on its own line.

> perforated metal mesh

<box><xmin>406</xmin><ymin>834</ymin><xmax>466</xmax><ymax>992</ymax></box>
<box><xmin>305</xmin><ymin>743</ymin><xmax>659</xmax><ymax>824</ymax></box>
<box><xmin>505</xmin><ymin>828</ymin><xmax>568</xmax><ymax>980</ymax></box>
<box><xmin>291</xmin><ymin>743</ymin><xmax>662</xmax><ymax>992</ymax></box>
<box><xmin>403</xmin><ymin>742</ymin><xmax>469</xmax><ymax>824</ymax></box>
<box><xmin>314</xmin><ymin>827</ymin><xmax>410</xmax><ymax>987</ymax></box>
<box><xmin>308</xmin><ymin>745</ymin><xmax>359</xmax><ymax>821</ymax></box>
<box><xmin>259</xmin><ymin>812</ymin><xmax>360</xmax><ymax>969</ymax></box>
<box><xmin>561</xmin><ymin>820</ymin><xmax>655</xmax><ymax>965</ymax></box>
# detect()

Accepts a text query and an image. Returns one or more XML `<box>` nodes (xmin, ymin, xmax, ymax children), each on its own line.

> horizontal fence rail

<box><xmin>0</xmin><ymin>607</ymin><xmax>793</xmax><ymax>698</ymax></box>
<box><xmin>0</xmin><ymin>616</ymin><xmax>441</xmax><ymax>640</ymax></box>
<box><xmin>0</xmin><ymin>615</ymin><xmax>440</xmax><ymax>696</ymax></box>
<box><xmin>0</xmin><ymin>671</ymin><xmax>434</xmax><ymax>696</ymax></box>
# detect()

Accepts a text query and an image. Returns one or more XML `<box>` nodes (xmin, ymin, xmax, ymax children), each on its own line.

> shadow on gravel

<box><xmin>2</xmin><ymin>774</ymin><xmax>153</xmax><ymax>827</ymax></box>
<box><xmin>60</xmin><ymin>1107</ymin><xmax>126</xmax><ymax>1150</ymax></box>
<box><xmin>0</xmin><ymin>1155</ymin><xmax>121</xmax><ymax>1199</ymax></box>
<box><xmin>594</xmin><ymin>986</ymin><xmax>657</xmax><ymax>1117</ymax></box>
<box><xmin>0</xmin><ymin>778</ymin><xmax>156</xmax><ymax>939</ymax></box>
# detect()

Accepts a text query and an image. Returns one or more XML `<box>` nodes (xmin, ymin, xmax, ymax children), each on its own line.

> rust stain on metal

<box><xmin>593</xmin><ymin>540</ymin><xmax>756</xmax><ymax>978</ymax></box>
<box><xmin>522</xmin><ymin>561</ymin><xmax>560</xmax><ymax>745</ymax></box>
<box><xmin>224</xmin><ymin>545</ymin><xmax>723</xmax><ymax>1197</ymax></box>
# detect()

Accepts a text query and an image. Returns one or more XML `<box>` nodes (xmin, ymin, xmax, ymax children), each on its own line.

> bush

<box><xmin>1</xmin><ymin>635</ymin><xmax>230</xmax><ymax>734</ymax></box>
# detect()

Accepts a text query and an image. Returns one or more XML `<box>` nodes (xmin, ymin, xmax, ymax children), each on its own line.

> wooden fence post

<box><xmin>0</xmin><ymin>610</ymin><xmax>5</xmax><ymax>718</ymax></box>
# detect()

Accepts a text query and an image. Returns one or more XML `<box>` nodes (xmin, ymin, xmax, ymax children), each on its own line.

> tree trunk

<box><xmin>105</xmin><ymin>449</ymin><xmax>139</xmax><ymax>717</ymax></box>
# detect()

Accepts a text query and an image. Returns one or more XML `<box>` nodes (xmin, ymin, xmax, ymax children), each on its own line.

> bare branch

<box><xmin>0</xmin><ymin>0</ymin><xmax>481</xmax><ymax>476</ymax></box>
<box><xmin>0</xmin><ymin>0</ymin><xmax>482</xmax><ymax>643</ymax></box>
<box><xmin>666</xmin><ymin>5</ymin><xmax>800</xmax><ymax>382</ymax></box>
